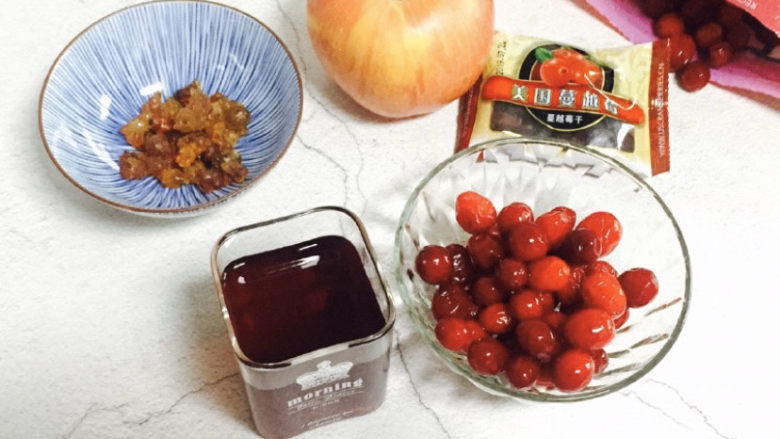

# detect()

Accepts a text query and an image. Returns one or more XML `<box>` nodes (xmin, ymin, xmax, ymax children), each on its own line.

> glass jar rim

<box><xmin>212</xmin><ymin>206</ymin><xmax>396</xmax><ymax>370</ymax></box>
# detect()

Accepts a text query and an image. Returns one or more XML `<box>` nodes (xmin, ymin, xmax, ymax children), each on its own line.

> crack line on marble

<box><xmin>2</xmin><ymin>227</ymin><xmax>36</xmax><ymax>244</ymax></box>
<box><xmin>304</xmin><ymin>93</ymin><xmax>368</xmax><ymax>212</ymax></box>
<box><xmin>648</xmin><ymin>379</ymin><xmax>736</xmax><ymax>439</ymax></box>
<box><xmin>273</xmin><ymin>0</ymin><xmax>309</xmax><ymax>80</ymax></box>
<box><xmin>134</xmin><ymin>372</ymin><xmax>240</xmax><ymax>427</ymax></box>
<box><xmin>62</xmin><ymin>402</ymin><xmax>129</xmax><ymax>439</ymax></box>
<box><xmin>296</xmin><ymin>133</ymin><xmax>349</xmax><ymax>205</ymax></box>
<box><xmin>62</xmin><ymin>403</ymin><xmax>98</xmax><ymax>439</ymax></box>
<box><xmin>300</xmin><ymin>109</ymin><xmax>316</xmax><ymax>124</ymax></box>
<box><xmin>273</xmin><ymin>0</ymin><xmax>368</xmax><ymax>211</ymax></box>
<box><xmin>395</xmin><ymin>330</ymin><xmax>454</xmax><ymax>439</ymax></box>
<box><xmin>621</xmin><ymin>391</ymin><xmax>689</xmax><ymax>429</ymax></box>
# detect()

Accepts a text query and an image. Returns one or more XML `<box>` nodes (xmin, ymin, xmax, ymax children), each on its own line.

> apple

<box><xmin>307</xmin><ymin>0</ymin><xmax>494</xmax><ymax>118</ymax></box>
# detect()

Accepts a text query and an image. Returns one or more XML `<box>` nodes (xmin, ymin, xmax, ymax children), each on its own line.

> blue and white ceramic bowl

<box><xmin>39</xmin><ymin>1</ymin><xmax>302</xmax><ymax>216</ymax></box>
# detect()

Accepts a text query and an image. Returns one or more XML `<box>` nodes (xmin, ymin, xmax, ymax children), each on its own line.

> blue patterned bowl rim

<box><xmin>38</xmin><ymin>0</ymin><xmax>303</xmax><ymax>216</ymax></box>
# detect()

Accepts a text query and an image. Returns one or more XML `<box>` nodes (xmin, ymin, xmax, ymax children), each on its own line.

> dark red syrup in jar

<box><xmin>221</xmin><ymin>235</ymin><xmax>386</xmax><ymax>363</ymax></box>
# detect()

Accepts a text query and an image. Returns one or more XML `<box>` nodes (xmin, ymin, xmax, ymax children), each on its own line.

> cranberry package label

<box><xmin>456</xmin><ymin>32</ymin><xmax>670</xmax><ymax>176</ymax></box>
<box><xmin>727</xmin><ymin>0</ymin><xmax>779</xmax><ymax>32</ymax></box>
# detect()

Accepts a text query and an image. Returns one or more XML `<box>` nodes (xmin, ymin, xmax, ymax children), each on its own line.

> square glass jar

<box><xmin>211</xmin><ymin>207</ymin><xmax>395</xmax><ymax>439</ymax></box>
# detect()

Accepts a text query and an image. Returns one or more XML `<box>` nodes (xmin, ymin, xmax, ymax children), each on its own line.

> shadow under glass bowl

<box><xmin>39</xmin><ymin>0</ymin><xmax>302</xmax><ymax>216</ymax></box>
<box><xmin>394</xmin><ymin>138</ymin><xmax>690</xmax><ymax>402</ymax></box>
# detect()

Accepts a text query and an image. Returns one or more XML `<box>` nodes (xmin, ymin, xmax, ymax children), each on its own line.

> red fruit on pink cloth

<box><xmin>678</xmin><ymin>61</ymin><xmax>710</xmax><ymax>92</ymax></box>
<box><xmin>654</xmin><ymin>13</ymin><xmax>685</xmax><ymax>38</ymax></box>
<box><xmin>708</xmin><ymin>41</ymin><xmax>734</xmax><ymax>68</ymax></box>
<box><xmin>695</xmin><ymin>22</ymin><xmax>724</xmax><ymax>48</ymax></box>
<box><xmin>640</xmin><ymin>0</ymin><xmax>674</xmax><ymax>19</ymax></box>
<box><xmin>679</xmin><ymin>0</ymin><xmax>711</xmax><ymax>28</ymax></box>
<box><xmin>669</xmin><ymin>34</ymin><xmax>697</xmax><ymax>71</ymax></box>
<box><xmin>717</xmin><ymin>3</ymin><xmax>743</xmax><ymax>27</ymax></box>
<box><xmin>725</xmin><ymin>22</ymin><xmax>750</xmax><ymax>50</ymax></box>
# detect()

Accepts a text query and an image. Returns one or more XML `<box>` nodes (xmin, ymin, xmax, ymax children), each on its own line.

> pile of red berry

<box><xmin>415</xmin><ymin>191</ymin><xmax>659</xmax><ymax>392</ymax></box>
<box><xmin>639</xmin><ymin>0</ymin><xmax>779</xmax><ymax>92</ymax></box>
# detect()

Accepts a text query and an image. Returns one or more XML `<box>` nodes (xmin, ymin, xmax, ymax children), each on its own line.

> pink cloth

<box><xmin>582</xmin><ymin>0</ymin><xmax>780</xmax><ymax>99</ymax></box>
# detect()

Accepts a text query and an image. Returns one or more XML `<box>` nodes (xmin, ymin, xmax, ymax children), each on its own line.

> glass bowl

<box><xmin>393</xmin><ymin>138</ymin><xmax>690</xmax><ymax>401</ymax></box>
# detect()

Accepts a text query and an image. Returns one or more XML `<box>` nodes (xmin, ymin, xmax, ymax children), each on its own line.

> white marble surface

<box><xmin>1</xmin><ymin>0</ymin><xmax>778</xmax><ymax>438</ymax></box>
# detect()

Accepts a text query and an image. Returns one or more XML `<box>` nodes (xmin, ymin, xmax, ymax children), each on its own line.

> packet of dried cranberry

<box><xmin>582</xmin><ymin>0</ymin><xmax>780</xmax><ymax>99</ymax></box>
<box><xmin>456</xmin><ymin>32</ymin><xmax>671</xmax><ymax>176</ymax></box>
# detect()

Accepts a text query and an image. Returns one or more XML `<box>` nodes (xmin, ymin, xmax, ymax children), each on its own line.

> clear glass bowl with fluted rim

<box><xmin>393</xmin><ymin>138</ymin><xmax>690</xmax><ymax>401</ymax></box>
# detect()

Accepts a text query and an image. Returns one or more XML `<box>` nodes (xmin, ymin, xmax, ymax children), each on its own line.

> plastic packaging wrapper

<box><xmin>456</xmin><ymin>32</ymin><xmax>671</xmax><ymax>176</ymax></box>
<box><xmin>581</xmin><ymin>0</ymin><xmax>779</xmax><ymax>99</ymax></box>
